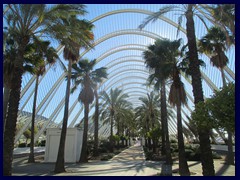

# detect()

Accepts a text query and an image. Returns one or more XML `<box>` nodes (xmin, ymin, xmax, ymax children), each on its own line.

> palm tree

<box><xmin>71</xmin><ymin>59</ymin><xmax>107</xmax><ymax>162</ymax></box>
<box><xmin>198</xmin><ymin>26</ymin><xmax>229</xmax><ymax>87</ymax></box>
<box><xmin>114</xmin><ymin>99</ymin><xmax>133</xmax><ymax>147</ymax></box>
<box><xmin>144</xmin><ymin>39</ymin><xmax>180</xmax><ymax>175</ymax></box>
<box><xmin>100</xmin><ymin>88</ymin><xmax>130</xmax><ymax>152</ymax></box>
<box><xmin>53</xmin><ymin>15</ymin><xmax>94</xmax><ymax>172</ymax></box>
<box><xmin>3</xmin><ymin>4</ymin><xmax>88</xmax><ymax>175</ymax></box>
<box><xmin>3</xmin><ymin>32</ymin><xmax>17</xmax><ymax>133</ymax></box>
<box><xmin>168</xmin><ymin>64</ymin><xmax>190</xmax><ymax>176</ymax></box>
<box><xmin>148</xmin><ymin>38</ymin><xmax>191</xmax><ymax>176</ymax></box>
<box><xmin>27</xmin><ymin>40</ymin><xmax>59</xmax><ymax>163</ymax></box>
<box><xmin>198</xmin><ymin>26</ymin><xmax>234</xmax><ymax>165</ymax></box>
<box><xmin>92</xmin><ymin>69</ymin><xmax>108</xmax><ymax>157</ymax></box>
<box><xmin>138</xmin><ymin>92</ymin><xmax>160</xmax><ymax>152</ymax></box>
<box><xmin>135</xmin><ymin>102</ymin><xmax>152</xmax><ymax>147</ymax></box>
<box><xmin>139</xmin><ymin>4</ymin><xmax>215</xmax><ymax>175</ymax></box>
<box><xmin>206</xmin><ymin>4</ymin><xmax>235</xmax><ymax>45</ymax></box>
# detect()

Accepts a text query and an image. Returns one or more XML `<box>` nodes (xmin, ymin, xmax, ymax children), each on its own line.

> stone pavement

<box><xmin>12</xmin><ymin>144</ymin><xmax>235</xmax><ymax>176</ymax></box>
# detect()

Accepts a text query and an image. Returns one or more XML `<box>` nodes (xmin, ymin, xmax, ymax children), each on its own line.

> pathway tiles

<box><xmin>12</xmin><ymin>144</ymin><xmax>235</xmax><ymax>176</ymax></box>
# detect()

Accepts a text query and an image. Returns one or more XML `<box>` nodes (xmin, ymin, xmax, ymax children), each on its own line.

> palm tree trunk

<box><xmin>93</xmin><ymin>88</ymin><xmax>99</xmax><ymax>157</ymax></box>
<box><xmin>220</xmin><ymin>67</ymin><xmax>234</xmax><ymax>165</ymax></box>
<box><xmin>3</xmin><ymin>39</ymin><xmax>27</xmax><ymax>176</ymax></box>
<box><xmin>160</xmin><ymin>89</ymin><xmax>166</xmax><ymax>155</ymax></box>
<box><xmin>110</xmin><ymin>115</ymin><xmax>114</xmax><ymax>152</ymax></box>
<box><xmin>121</xmin><ymin>124</ymin><xmax>124</xmax><ymax>146</ymax></box>
<box><xmin>79</xmin><ymin>102</ymin><xmax>89</xmax><ymax>163</ymax></box>
<box><xmin>117</xmin><ymin>121</ymin><xmax>120</xmax><ymax>149</ymax></box>
<box><xmin>220</xmin><ymin>68</ymin><xmax>227</xmax><ymax>87</ymax></box>
<box><xmin>3</xmin><ymin>87</ymin><xmax>11</xmax><ymax>133</ymax></box>
<box><xmin>226</xmin><ymin>131</ymin><xmax>234</xmax><ymax>165</ymax></box>
<box><xmin>54</xmin><ymin>61</ymin><xmax>72</xmax><ymax>173</ymax></box>
<box><xmin>186</xmin><ymin>4</ymin><xmax>215</xmax><ymax>176</ymax></box>
<box><xmin>28</xmin><ymin>75</ymin><xmax>39</xmax><ymax>163</ymax></box>
<box><xmin>176</xmin><ymin>99</ymin><xmax>190</xmax><ymax>176</ymax></box>
<box><xmin>160</xmin><ymin>80</ymin><xmax>172</xmax><ymax>176</ymax></box>
<box><xmin>151</xmin><ymin>116</ymin><xmax>156</xmax><ymax>153</ymax></box>
<box><xmin>146</xmin><ymin>118</ymin><xmax>151</xmax><ymax>149</ymax></box>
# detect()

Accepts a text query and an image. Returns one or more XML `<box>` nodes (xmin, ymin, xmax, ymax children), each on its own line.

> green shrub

<box><xmin>145</xmin><ymin>151</ymin><xmax>154</xmax><ymax>160</ymax></box>
<box><xmin>113</xmin><ymin>135</ymin><xmax>120</xmax><ymax>142</ymax></box>
<box><xmin>100</xmin><ymin>140</ymin><xmax>111</xmax><ymax>149</ymax></box>
<box><xmin>18</xmin><ymin>143</ymin><xmax>26</xmax><ymax>148</ymax></box>
<box><xmin>172</xmin><ymin>148</ymin><xmax>179</xmax><ymax>153</ymax></box>
<box><xmin>100</xmin><ymin>154</ymin><xmax>113</xmax><ymax>161</ymax></box>
<box><xmin>171</xmin><ymin>143</ymin><xmax>178</xmax><ymax>149</ymax></box>
<box><xmin>98</xmin><ymin>146</ymin><xmax>108</xmax><ymax>153</ymax></box>
<box><xmin>170</xmin><ymin>138</ymin><xmax>177</xmax><ymax>143</ymax></box>
<box><xmin>186</xmin><ymin>146</ymin><xmax>201</xmax><ymax>161</ymax></box>
<box><xmin>40</xmin><ymin>140</ymin><xmax>46</xmax><ymax>147</ymax></box>
<box><xmin>185</xmin><ymin>144</ymin><xmax>193</xmax><ymax>150</ymax></box>
<box><xmin>212</xmin><ymin>151</ymin><xmax>222</xmax><ymax>159</ymax></box>
<box><xmin>114</xmin><ymin>150</ymin><xmax>121</xmax><ymax>155</ymax></box>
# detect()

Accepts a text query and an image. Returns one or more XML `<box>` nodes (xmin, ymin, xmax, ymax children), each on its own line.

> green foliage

<box><xmin>148</xmin><ymin>127</ymin><xmax>162</xmax><ymax>140</ymax></box>
<box><xmin>191</xmin><ymin>101</ymin><xmax>214</xmax><ymax>130</ymax></box>
<box><xmin>120</xmin><ymin>135</ymin><xmax>127</xmax><ymax>141</ymax></box>
<box><xmin>113</xmin><ymin>135</ymin><xmax>120</xmax><ymax>142</ymax></box>
<box><xmin>100</xmin><ymin>154</ymin><xmax>114</xmax><ymax>161</ymax></box>
<box><xmin>212</xmin><ymin>151</ymin><xmax>222</xmax><ymax>159</ymax></box>
<box><xmin>18</xmin><ymin>143</ymin><xmax>27</xmax><ymax>148</ymax></box>
<box><xmin>39</xmin><ymin>140</ymin><xmax>46</xmax><ymax>147</ymax></box>
<box><xmin>23</xmin><ymin>129</ymin><xmax>31</xmax><ymax>140</ymax></box>
<box><xmin>207</xmin><ymin>83</ymin><xmax>235</xmax><ymax>132</ymax></box>
<box><xmin>191</xmin><ymin>83</ymin><xmax>235</xmax><ymax>133</ymax></box>
<box><xmin>99</xmin><ymin>140</ymin><xmax>111</xmax><ymax>152</ymax></box>
<box><xmin>170</xmin><ymin>138</ymin><xmax>177</xmax><ymax>143</ymax></box>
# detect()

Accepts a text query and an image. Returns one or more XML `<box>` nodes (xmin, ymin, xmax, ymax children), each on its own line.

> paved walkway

<box><xmin>12</xmin><ymin>144</ymin><xmax>235</xmax><ymax>176</ymax></box>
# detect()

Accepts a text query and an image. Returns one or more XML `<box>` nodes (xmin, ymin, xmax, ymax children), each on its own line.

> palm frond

<box><xmin>138</xmin><ymin>5</ymin><xmax>177</xmax><ymax>30</ymax></box>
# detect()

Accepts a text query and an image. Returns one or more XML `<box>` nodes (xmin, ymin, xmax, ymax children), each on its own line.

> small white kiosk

<box><xmin>44</xmin><ymin>128</ymin><xmax>83</xmax><ymax>163</ymax></box>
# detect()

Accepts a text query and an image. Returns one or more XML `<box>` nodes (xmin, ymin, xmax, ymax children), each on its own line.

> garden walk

<box><xmin>12</xmin><ymin>142</ymin><xmax>235</xmax><ymax>176</ymax></box>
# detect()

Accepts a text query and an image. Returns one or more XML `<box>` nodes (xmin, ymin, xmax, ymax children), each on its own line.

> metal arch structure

<box><xmin>16</xmin><ymin>43</ymin><xmax>222</xmax><ymax>142</ymax></box>
<box><xmin>90</xmin><ymin>8</ymin><xmax>187</xmax><ymax>34</ymax></box>
<box><xmin>83</xmin><ymin>9</ymin><xmax>234</xmax><ymax>79</ymax></box>
<box><xmin>94</xmin><ymin>74</ymin><xmax>194</xmax><ymax>135</ymax></box>
<box><xmin>16</xmin><ymin>38</ymin><xmax>219</xmax><ymax>142</ymax></box>
<box><xmin>16</xmin><ymin>44</ymin><xmax>221</xmax><ymax>142</ymax></box>
<box><xmin>95</xmin><ymin>44</ymin><xmax>220</xmax><ymax>94</ymax></box>
<box><xmin>80</xmin><ymin>28</ymin><xmax>220</xmax><ymax>92</ymax></box>
<box><xmin>10</xmin><ymin>7</ymin><xmax>235</xmax><ymax>142</ymax></box>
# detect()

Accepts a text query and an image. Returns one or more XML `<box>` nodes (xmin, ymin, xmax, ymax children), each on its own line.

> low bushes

<box><xmin>144</xmin><ymin>143</ymin><xmax>222</xmax><ymax>161</ymax></box>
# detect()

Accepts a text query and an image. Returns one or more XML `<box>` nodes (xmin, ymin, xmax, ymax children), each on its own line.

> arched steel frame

<box><xmin>11</xmin><ymin>8</ymin><xmax>235</xmax><ymax>142</ymax></box>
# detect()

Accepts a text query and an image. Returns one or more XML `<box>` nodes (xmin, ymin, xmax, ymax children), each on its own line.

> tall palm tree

<box><xmin>168</xmin><ymin>64</ymin><xmax>190</xmax><ymax>176</ymax></box>
<box><xmin>205</xmin><ymin>4</ymin><xmax>235</xmax><ymax>46</ymax></box>
<box><xmin>138</xmin><ymin>92</ymin><xmax>160</xmax><ymax>152</ymax></box>
<box><xmin>71</xmin><ymin>59</ymin><xmax>107</xmax><ymax>162</ymax></box>
<box><xmin>143</xmin><ymin>38</ymin><xmax>181</xmax><ymax>175</ymax></box>
<box><xmin>27</xmin><ymin>40</ymin><xmax>59</xmax><ymax>163</ymax></box>
<box><xmin>3</xmin><ymin>4</ymin><xmax>88</xmax><ymax>175</ymax></box>
<box><xmin>3</xmin><ymin>32</ymin><xmax>17</xmax><ymax>132</ymax></box>
<box><xmin>148</xmin><ymin>38</ymin><xmax>191</xmax><ymax>176</ymax></box>
<box><xmin>114</xmin><ymin>100</ymin><xmax>133</xmax><ymax>147</ymax></box>
<box><xmin>92</xmin><ymin>70</ymin><xmax>108</xmax><ymax>156</ymax></box>
<box><xmin>100</xmin><ymin>88</ymin><xmax>130</xmax><ymax>152</ymax></box>
<box><xmin>139</xmin><ymin>4</ymin><xmax>215</xmax><ymax>175</ymax></box>
<box><xmin>198</xmin><ymin>26</ymin><xmax>229</xmax><ymax>87</ymax></box>
<box><xmin>54</xmin><ymin>15</ymin><xmax>94</xmax><ymax>172</ymax></box>
<box><xmin>135</xmin><ymin>102</ymin><xmax>152</xmax><ymax>147</ymax></box>
<box><xmin>198</xmin><ymin>26</ymin><xmax>234</xmax><ymax>165</ymax></box>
